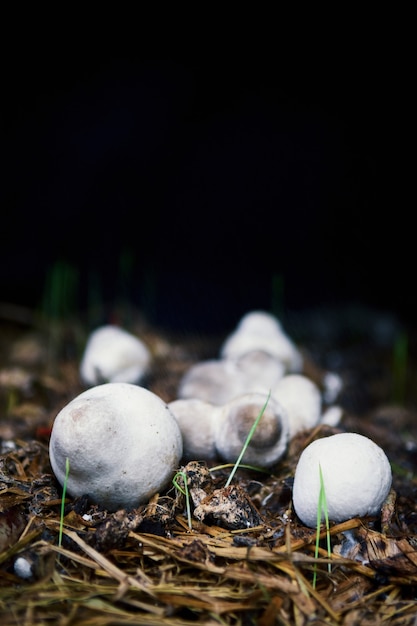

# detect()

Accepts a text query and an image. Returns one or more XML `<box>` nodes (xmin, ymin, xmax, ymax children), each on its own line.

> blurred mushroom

<box><xmin>234</xmin><ymin>350</ymin><xmax>285</xmax><ymax>392</ymax></box>
<box><xmin>178</xmin><ymin>350</ymin><xmax>285</xmax><ymax>405</ymax></box>
<box><xmin>272</xmin><ymin>374</ymin><xmax>322</xmax><ymax>438</ymax></box>
<box><xmin>79</xmin><ymin>325</ymin><xmax>151</xmax><ymax>386</ymax></box>
<box><xmin>168</xmin><ymin>398</ymin><xmax>220</xmax><ymax>459</ymax></box>
<box><xmin>220</xmin><ymin>310</ymin><xmax>303</xmax><ymax>373</ymax></box>
<box><xmin>177</xmin><ymin>359</ymin><xmax>246</xmax><ymax>405</ymax></box>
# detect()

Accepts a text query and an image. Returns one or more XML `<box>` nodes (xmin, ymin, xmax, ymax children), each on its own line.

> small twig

<box><xmin>58</xmin><ymin>457</ymin><xmax>70</xmax><ymax>548</ymax></box>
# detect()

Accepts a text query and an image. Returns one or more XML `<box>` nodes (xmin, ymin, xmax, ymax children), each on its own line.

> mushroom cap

<box><xmin>215</xmin><ymin>393</ymin><xmax>289</xmax><ymax>467</ymax></box>
<box><xmin>292</xmin><ymin>433</ymin><xmax>392</xmax><ymax>527</ymax></box>
<box><xmin>320</xmin><ymin>405</ymin><xmax>343</xmax><ymax>427</ymax></box>
<box><xmin>272</xmin><ymin>374</ymin><xmax>322</xmax><ymax>438</ymax></box>
<box><xmin>49</xmin><ymin>383</ymin><xmax>183</xmax><ymax>511</ymax></box>
<box><xmin>178</xmin><ymin>351</ymin><xmax>285</xmax><ymax>406</ymax></box>
<box><xmin>168</xmin><ymin>398</ymin><xmax>220</xmax><ymax>460</ymax></box>
<box><xmin>178</xmin><ymin>359</ymin><xmax>246</xmax><ymax>405</ymax></box>
<box><xmin>234</xmin><ymin>350</ymin><xmax>285</xmax><ymax>392</ymax></box>
<box><xmin>220</xmin><ymin>311</ymin><xmax>303</xmax><ymax>372</ymax></box>
<box><xmin>232</xmin><ymin>310</ymin><xmax>284</xmax><ymax>335</ymax></box>
<box><xmin>79</xmin><ymin>325</ymin><xmax>151</xmax><ymax>386</ymax></box>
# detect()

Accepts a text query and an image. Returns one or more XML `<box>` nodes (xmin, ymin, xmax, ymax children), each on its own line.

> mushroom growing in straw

<box><xmin>292</xmin><ymin>432</ymin><xmax>392</xmax><ymax>527</ymax></box>
<box><xmin>49</xmin><ymin>382</ymin><xmax>183</xmax><ymax>511</ymax></box>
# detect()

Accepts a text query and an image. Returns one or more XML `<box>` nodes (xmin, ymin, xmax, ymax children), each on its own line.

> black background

<box><xmin>2</xmin><ymin>45</ymin><xmax>413</xmax><ymax>334</ymax></box>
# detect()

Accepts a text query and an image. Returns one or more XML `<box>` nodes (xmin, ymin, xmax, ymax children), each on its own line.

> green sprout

<box><xmin>225</xmin><ymin>391</ymin><xmax>271</xmax><ymax>488</ymax></box>
<box><xmin>58</xmin><ymin>457</ymin><xmax>70</xmax><ymax>548</ymax></box>
<box><xmin>173</xmin><ymin>470</ymin><xmax>192</xmax><ymax>530</ymax></box>
<box><xmin>312</xmin><ymin>463</ymin><xmax>331</xmax><ymax>589</ymax></box>
<box><xmin>40</xmin><ymin>260</ymin><xmax>79</xmax><ymax>371</ymax></box>
<box><xmin>41</xmin><ymin>259</ymin><xmax>78</xmax><ymax>321</ymax></box>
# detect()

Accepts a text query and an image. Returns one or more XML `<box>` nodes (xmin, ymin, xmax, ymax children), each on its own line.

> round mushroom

<box><xmin>168</xmin><ymin>398</ymin><xmax>221</xmax><ymax>459</ymax></box>
<box><xmin>220</xmin><ymin>310</ymin><xmax>303</xmax><ymax>373</ymax></box>
<box><xmin>177</xmin><ymin>359</ymin><xmax>246</xmax><ymax>405</ymax></box>
<box><xmin>79</xmin><ymin>325</ymin><xmax>151</xmax><ymax>386</ymax></box>
<box><xmin>169</xmin><ymin>392</ymin><xmax>289</xmax><ymax>467</ymax></box>
<box><xmin>14</xmin><ymin>555</ymin><xmax>35</xmax><ymax>580</ymax></box>
<box><xmin>49</xmin><ymin>382</ymin><xmax>183</xmax><ymax>511</ymax></box>
<box><xmin>215</xmin><ymin>392</ymin><xmax>289</xmax><ymax>467</ymax></box>
<box><xmin>177</xmin><ymin>350</ymin><xmax>285</xmax><ymax>405</ymax></box>
<box><xmin>292</xmin><ymin>432</ymin><xmax>392</xmax><ymax>527</ymax></box>
<box><xmin>272</xmin><ymin>374</ymin><xmax>322</xmax><ymax>439</ymax></box>
<box><xmin>234</xmin><ymin>350</ymin><xmax>285</xmax><ymax>392</ymax></box>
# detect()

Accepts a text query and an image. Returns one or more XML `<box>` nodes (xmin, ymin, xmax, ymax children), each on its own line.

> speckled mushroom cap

<box><xmin>79</xmin><ymin>325</ymin><xmax>151</xmax><ymax>386</ymax></box>
<box><xmin>292</xmin><ymin>432</ymin><xmax>392</xmax><ymax>527</ymax></box>
<box><xmin>49</xmin><ymin>382</ymin><xmax>183</xmax><ymax>511</ymax></box>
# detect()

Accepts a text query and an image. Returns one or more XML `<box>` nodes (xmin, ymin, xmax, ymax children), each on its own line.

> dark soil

<box><xmin>1</xmin><ymin>302</ymin><xmax>417</xmax><ymax>625</ymax></box>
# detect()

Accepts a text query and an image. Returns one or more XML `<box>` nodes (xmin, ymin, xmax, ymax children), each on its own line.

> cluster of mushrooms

<box><xmin>49</xmin><ymin>311</ymin><xmax>392</xmax><ymax>528</ymax></box>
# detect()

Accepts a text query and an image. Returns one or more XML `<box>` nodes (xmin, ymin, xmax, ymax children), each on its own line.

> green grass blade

<box><xmin>319</xmin><ymin>464</ymin><xmax>332</xmax><ymax>573</ymax></box>
<box><xmin>225</xmin><ymin>391</ymin><xmax>271</xmax><ymax>488</ymax></box>
<box><xmin>313</xmin><ymin>463</ymin><xmax>331</xmax><ymax>589</ymax></box>
<box><xmin>173</xmin><ymin>471</ymin><xmax>192</xmax><ymax>530</ymax></box>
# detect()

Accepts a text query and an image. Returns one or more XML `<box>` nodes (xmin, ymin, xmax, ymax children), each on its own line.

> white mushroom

<box><xmin>177</xmin><ymin>350</ymin><xmax>285</xmax><ymax>405</ymax></box>
<box><xmin>320</xmin><ymin>405</ymin><xmax>343</xmax><ymax>427</ymax></box>
<box><xmin>215</xmin><ymin>392</ymin><xmax>289</xmax><ymax>467</ymax></box>
<box><xmin>49</xmin><ymin>382</ymin><xmax>183</xmax><ymax>511</ymax></box>
<box><xmin>234</xmin><ymin>350</ymin><xmax>285</xmax><ymax>392</ymax></box>
<box><xmin>14</xmin><ymin>555</ymin><xmax>35</xmax><ymax>580</ymax></box>
<box><xmin>168</xmin><ymin>398</ymin><xmax>220</xmax><ymax>459</ymax></box>
<box><xmin>178</xmin><ymin>359</ymin><xmax>246</xmax><ymax>405</ymax></box>
<box><xmin>169</xmin><ymin>392</ymin><xmax>289</xmax><ymax>467</ymax></box>
<box><xmin>220</xmin><ymin>310</ymin><xmax>303</xmax><ymax>373</ymax></box>
<box><xmin>322</xmin><ymin>371</ymin><xmax>344</xmax><ymax>404</ymax></box>
<box><xmin>79</xmin><ymin>325</ymin><xmax>151</xmax><ymax>386</ymax></box>
<box><xmin>292</xmin><ymin>433</ymin><xmax>392</xmax><ymax>527</ymax></box>
<box><xmin>272</xmin><ymin>374</ymin><xmax>322</xmax><ymax>439</ymax></box>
